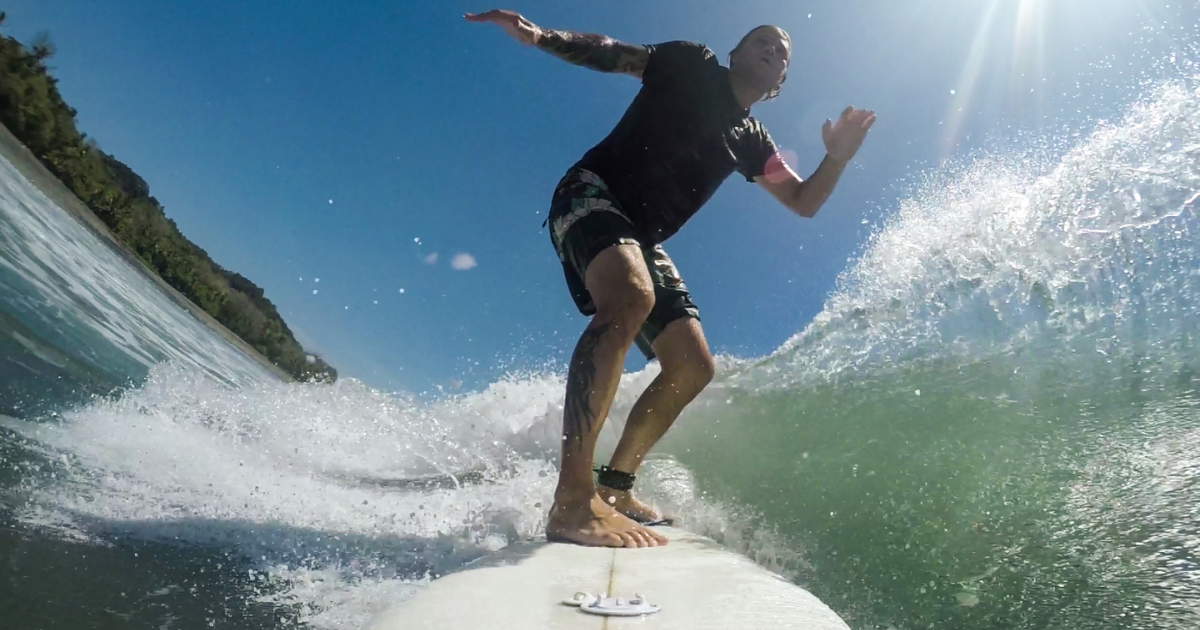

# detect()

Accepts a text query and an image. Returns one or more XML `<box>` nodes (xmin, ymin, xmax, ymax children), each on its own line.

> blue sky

<box><xmin>2</xmin><ymin>0</ymin><xmax>1191</xmax><ymax>393</ymax></box>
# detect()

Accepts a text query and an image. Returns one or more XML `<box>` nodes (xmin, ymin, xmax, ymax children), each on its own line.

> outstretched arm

<box><xmin>756</xmin><ymin>106</ymin><xmax>876</xmax><ymax>218</ymax></box>
<box><xmin>465</xmin><ymin>9</ymin><xmax>649</xmax><ymax>78</ymax></box>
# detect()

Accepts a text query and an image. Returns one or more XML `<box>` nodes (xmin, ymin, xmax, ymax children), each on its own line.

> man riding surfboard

<box><xmin>466</xmin><ymin>9</ymin><xmax>875</xmax><ymax>548</ymax></box>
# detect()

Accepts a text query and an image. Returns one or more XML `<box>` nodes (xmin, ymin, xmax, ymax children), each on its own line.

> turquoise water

<box><xmin>2</xmin><ymin>70</ymin><xmax>1200</xmax><ymax>630</ymax></box>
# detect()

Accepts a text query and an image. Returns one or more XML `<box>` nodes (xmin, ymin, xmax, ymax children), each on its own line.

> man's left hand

<box><xmin>822</xmin><ymin>106</ymin><xmax>876</xmax><ymax>164</ymax></box>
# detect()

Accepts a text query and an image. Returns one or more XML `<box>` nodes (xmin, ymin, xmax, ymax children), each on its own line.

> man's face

<box><xmin>731</xmin><ymin>26</ymin><xmax>791</xmax><ymax>90</ymax></box>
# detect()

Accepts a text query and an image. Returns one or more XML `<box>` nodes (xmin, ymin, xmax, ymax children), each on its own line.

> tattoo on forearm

<box><xmin>536</xmin><ymin>30</ymin><xmax>648</xmax><ymax>75</ymax></box>
<box><xmin>563</xmin><ymin>321</ymin><xmax>610</xmax><ymax>452</ymax></box>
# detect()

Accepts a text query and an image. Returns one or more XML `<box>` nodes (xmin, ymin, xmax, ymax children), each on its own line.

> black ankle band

<box><xmin>594</xmin><ymin>466</ymin><xmax>636</xmax><ymax>491</ymax></box>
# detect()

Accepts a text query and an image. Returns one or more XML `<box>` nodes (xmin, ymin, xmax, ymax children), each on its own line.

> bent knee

<box><xmin>666</xmin><ymin>352</ymin><xmax>715</xmax><ymax>395</ymax></box>
<box><xmin>595</xmin><ymin>289</ymin><xmax>655</xmax><ymax>335</ymax></box>
<box><xmin>691</xmin><ymin>353</ymin><xmax>717</xmax><ymax>390</ymax></box>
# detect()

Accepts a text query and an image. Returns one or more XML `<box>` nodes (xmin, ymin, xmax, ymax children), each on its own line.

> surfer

<box><xmin>466</xmin><ymin>9</ymin><xmax>874</xmax><ymax>548</ymax></box>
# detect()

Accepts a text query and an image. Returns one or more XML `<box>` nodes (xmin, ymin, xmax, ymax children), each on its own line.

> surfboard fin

<box><xmin>562</xmin><ymin>592</ymin><xmax>661</xmax><ymax>617</ymax></box>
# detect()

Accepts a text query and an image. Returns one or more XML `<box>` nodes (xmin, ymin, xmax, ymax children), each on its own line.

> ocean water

<box><xmin>2</xmin><ymin>68</ymin><xmax>1200</xmax><ymax>630</ymax></box>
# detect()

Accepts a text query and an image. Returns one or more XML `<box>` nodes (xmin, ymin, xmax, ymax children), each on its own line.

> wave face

<box><xmin>655</xmin><ymin>78</ymin><xmax>1200</xmax><ymax>628</ymax></box>
<box><xmin>2</xmin><ymin>56</ymin><xmax>1200</xmax><ymax>630</ymax></box>
<box><xmin>0</xmin><ymin>154</ymin><xmax>274</xmax><ymax>414</ymax></box>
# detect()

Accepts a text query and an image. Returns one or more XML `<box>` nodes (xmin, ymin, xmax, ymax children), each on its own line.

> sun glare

<box><xmin>1012</xmin><ymin>0</ymin><xmax>1048</xmax><ymax>94</ymax></box>
<box><xmin>939</xmin><ymin>0</ymin><xmax>1161</xmax><ymax>156</ymax></box>
<box><xmin>940</xmin><ymin>0</ymin><xmax>1004</xmax><ymax>156</ymax></box>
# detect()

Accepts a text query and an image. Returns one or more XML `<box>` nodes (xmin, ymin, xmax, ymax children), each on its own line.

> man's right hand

<box><xmin>464</xmin><ymin>9</ymin><xmax>540</xmax><ymax>46</ymax></box>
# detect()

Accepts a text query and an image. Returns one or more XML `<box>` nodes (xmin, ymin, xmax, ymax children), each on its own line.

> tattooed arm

<box><xmin>533</xmin><ymin>29</ymin><xmax>649</xmax><ymax>77</ymax></box>
<box><xmin>465</xmin><ymin>9</ymin><xmax>649</xmax><ymax>78</ymax></box>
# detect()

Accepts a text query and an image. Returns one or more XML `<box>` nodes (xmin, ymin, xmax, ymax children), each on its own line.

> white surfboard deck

<box><xmin>368</xmin><ymin>526</ymin><xmax>849</xmax><ymax>630</ymax></box>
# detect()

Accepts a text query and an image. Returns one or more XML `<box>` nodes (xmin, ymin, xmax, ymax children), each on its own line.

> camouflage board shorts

<box><xmin>547</xmin><ymin>168</ymin><xmax>700</xmax><ymax>360</ymax></box>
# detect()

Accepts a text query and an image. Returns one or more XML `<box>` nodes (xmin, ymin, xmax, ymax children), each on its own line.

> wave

<box><xmin>2</xmin><ymin>361</ymin><xmax>796</xmax><ymax>628</ymax></box>
<box><xmin>740</xmin><ymin>80</ymin><xmax>1200</xmax><ymax>393</ymax></box>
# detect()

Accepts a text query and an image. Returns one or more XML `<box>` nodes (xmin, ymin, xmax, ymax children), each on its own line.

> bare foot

<box><xmin>595</xmin><ymin>487</ymin><xmax>665</xmax><ymax>524</ymax></box>
<box><xmin>546</xmin><ymin>494</ymin><xmax>670</xmax><ymax>548</ymax></box>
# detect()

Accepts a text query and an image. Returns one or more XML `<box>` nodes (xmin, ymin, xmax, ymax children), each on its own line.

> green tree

<box><xmin>0</xmin><ymin>22</ymin><xmax>336</xmax><ymax>381</ymax></box>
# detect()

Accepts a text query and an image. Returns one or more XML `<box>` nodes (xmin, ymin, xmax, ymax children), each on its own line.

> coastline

<box><xmin>0</xmin><ymin>123</ymin><xmax>294</xmax><ymax>382</ymax></box>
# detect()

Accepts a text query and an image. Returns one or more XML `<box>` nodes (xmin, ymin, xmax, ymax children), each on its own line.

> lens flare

<box><xmin>764</xmin><ymin>149</ymin><xmax>800</xmax><ymax>184</ymax></box>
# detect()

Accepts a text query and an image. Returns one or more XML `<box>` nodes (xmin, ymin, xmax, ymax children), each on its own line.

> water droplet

<box><xmin>956</xmin><ymin>592</ymin><xmax>980</xmax><ymax>607</ymax></box>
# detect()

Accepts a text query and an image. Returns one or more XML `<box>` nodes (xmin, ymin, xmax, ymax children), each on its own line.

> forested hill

<box><xmin>0</xmin><ymin>14</ymin><xmax>336</xmax><ymax>382</ymax></box>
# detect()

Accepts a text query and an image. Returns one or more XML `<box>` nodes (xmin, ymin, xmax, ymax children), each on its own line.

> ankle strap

<box><xmin>594</xmin><ymin>465</ymin><xmax>636</xmax><ymax>491</ymax></box>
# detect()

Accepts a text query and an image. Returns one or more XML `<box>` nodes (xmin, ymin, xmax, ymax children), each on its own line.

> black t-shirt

<box><xmin>574</xmin><ymin>41</ymin><xmax>778</xmax><ymax>245</ymax></box>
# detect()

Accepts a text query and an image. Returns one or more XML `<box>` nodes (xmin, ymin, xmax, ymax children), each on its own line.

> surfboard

<box><xmin>368</xmin><ymin>526</ymin><xmax>850</xmax><ymax>629</ymax></box>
